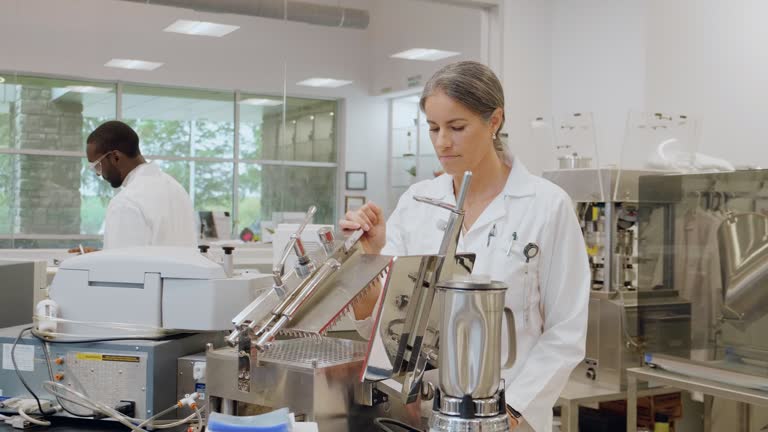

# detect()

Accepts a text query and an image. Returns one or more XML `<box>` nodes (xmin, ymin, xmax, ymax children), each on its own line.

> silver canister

<box><xmin>435</xmin><ymin>279</ymin><xmax>516</xmax><ymax>399</ymax></box>
<box><xmin>558</xmin><ymin>153</ymin><xmax>592</xmax><ymax>169</ymax></box>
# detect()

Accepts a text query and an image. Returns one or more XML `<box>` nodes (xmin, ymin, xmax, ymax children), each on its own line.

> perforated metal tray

<box><xmin>259</xmin><ymin>338</ymin><xmax>368</xmax><ymax>370</ymax></box>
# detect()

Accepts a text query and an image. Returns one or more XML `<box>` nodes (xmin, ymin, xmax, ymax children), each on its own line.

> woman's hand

<box><xmin>339</xmin><ymin>202</ymin><xmax>386</xmax><ymax>255</ymax></box>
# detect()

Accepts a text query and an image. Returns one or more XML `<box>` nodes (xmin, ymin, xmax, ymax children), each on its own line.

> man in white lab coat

<box><xmin>85</xmin><ymin>120</ymin><xmax>197</xmax><ymax>249</ymax></box>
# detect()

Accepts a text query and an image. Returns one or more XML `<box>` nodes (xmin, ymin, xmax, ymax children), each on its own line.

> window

<box><xmin>0</xmin><ymin>73</ymin><xmax>340</xmax><ymax>248</ymax></box>
<box><xmin>239</xmin><ymin>94</ymin><xmax>338</xmax><ymax>233</ymax></box>
<box><xmin>121</xmin><ymin>85</ymin><xmax>236</xmax><ymax>228</ymax></box>
<box><xmin>0</xmin><ymin>74</ymin><xmax>116</xmax><ymax>248</ymax></box>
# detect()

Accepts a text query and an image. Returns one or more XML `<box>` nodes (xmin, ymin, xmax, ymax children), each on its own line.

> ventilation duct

<box><xmin>120</xmin><ymin>0</ymin><xmax>370</xmax><ymax>29</ymax></box>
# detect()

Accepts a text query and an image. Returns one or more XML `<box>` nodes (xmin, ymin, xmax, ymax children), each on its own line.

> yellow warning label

<box><xmin>103</xmin><ymin>355</ymin><xmax>140</xmax><ymax>363</ymax></box>
<box><xmin>76</xmin><ymin>353</ymin><xmax>140</xmax><ymax>363</ymax></box>
<box><xmin>76</xmin><ymin>353</ymin><xmax>103</xmax><ymax>361</ymax></box>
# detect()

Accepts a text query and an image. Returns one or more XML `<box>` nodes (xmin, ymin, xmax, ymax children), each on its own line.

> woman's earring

<box><xmin>492</xmin><ymin>133</ymin><xmax>497</xmax><ymax>140</ymax></box>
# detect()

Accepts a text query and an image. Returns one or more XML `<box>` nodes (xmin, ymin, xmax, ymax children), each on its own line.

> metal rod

<box><xmin>272</xmin><ymin>206</ymin><xmax>317</xmax><ymax>284</ymax></box>
<box><xmin>455</xmin><ymin>171</ymin><xmax>472</xmax><ymax>211</ymax></box>
<box><xmin>233</xmin><ymin>90</ymin><xmax>241</xmax><ymax>238</ymax></box>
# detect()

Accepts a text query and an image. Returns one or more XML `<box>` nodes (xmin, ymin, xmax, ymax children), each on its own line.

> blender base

<box><xmin>428</xmin><ymin>412</ymin><xmax>511</xmax><ymax>432</ymax></box>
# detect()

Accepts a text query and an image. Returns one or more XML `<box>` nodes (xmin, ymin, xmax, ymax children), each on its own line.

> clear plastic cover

<box><xmin>536</xmin><ymin>112</ymin><xmax>606</xmax><ymax>203</ymax></box>
<box><xmin>615</xmin><ymin>112</ymin><xmax>701</xmax><ymax>201</ymax></box>
<box><xmin>637</xmin><ymin>169</ymin><xmax>768</xmax><ymax>388</ymax></box>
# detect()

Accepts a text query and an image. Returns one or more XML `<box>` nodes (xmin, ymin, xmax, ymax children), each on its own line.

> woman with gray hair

<box><xmin>341</xmin><ymin>61</ymin><xmax>589</xmax><ymax>432</ymax></box>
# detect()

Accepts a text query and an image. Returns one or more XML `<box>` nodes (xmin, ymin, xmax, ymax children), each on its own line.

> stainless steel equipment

<box><xmin>544</xmin><ymin>168</ymin><xmax>692</xmax><ymax>389</ymax></box>
<box><xmin>583</xmin><ymin>290</ymin><xmax>691</xmax><ymax>388</ymax></box>
<box><xmin>558</xmin><ymin>154</ymin><xmax>592</xmax><ymax>169</ymax></box>
<box><xmin>361</xmin><ymin>172</ymin><xmax>477</xmax><ymax>404</ymax></box>
<box><xmin>177</xmin><ymin>353</ymin><xmax>207</xmax><ymax>409</ymax></box>
<box><xmin>0</xmin><ymin>260</ymin><xmax>46</xmax><ymax>329</ymax></box>
<box><xmin>0</xmin><ymin>325</ymin><xmax>220</xmax><ymax>420</ymax></box>
<box><xmin>718</xmin><ymin>212</ymin><xmax>768</xmax><ymax>324</ymax></box>
<box><xmin>637</xmin><ymin>170</ymin><xmax>768</xmax><ymax>394</ymax></box>
<box><xmin>206</xmin><ymin>338</ymin><xmax>404</xmax><ymax>431</ymax></box>
<box><xmin>428</xmin><ymin>279</ymin><xmax>515</xmax><ymax>432</ymax></box>
<box><xmin>435</xmin><ymin>280</ymin><xmax>514</xmax><ymax>399</ymax></box>
<box><xmin>208</xmin><ymin>173</ymin><xmax>504</xmax><ymax>432</ymax></box>
<box><xmin>207</xmin><ymin>206</ymin><xmax>396</xmax><ymax>431</ymax></box>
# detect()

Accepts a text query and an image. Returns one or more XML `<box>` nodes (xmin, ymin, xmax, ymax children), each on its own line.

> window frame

<box><xmin>0</xmin><ymin>72</ymin><xmax>343</xmax><ymax>247</ymax></box>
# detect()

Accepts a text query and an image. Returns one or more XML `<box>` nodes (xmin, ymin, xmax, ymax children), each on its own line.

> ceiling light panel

<box><xmin>391</xmin><ymin>48</ymin><xmax>460</xmax><ymax>61</ymax></box>
<box><xmin>163</xmin><ymin>20</ymin><xmax>240</xmax><ymax>37</ymax></box>
<box><xmin>296</xmin><ymin>78</ymin><xmax>353</xmax><ymax>88</ymax></box>
<box><xmin>65</xmin><ymin>86</ymin><xmax>113</xmax><ymax>94</ymax></box>
<box><xmin>240</xmin><ymin>98</ymin><xmax>283</xmax><ymax>106</ymax></box>
<box><xmin>105</xmin><ymin>59</ymin><xmax>164</xmax><ymax>71</ymax></box>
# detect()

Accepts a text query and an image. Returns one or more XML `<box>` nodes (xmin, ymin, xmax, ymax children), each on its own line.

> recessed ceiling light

<box><xmin>105</xmin><ymin>59</ymin><xmax>164</xmax><ymax>71</ymax></box>
<box><xmin>296</xmin><ymin>78</ymin><xmax>353</xmax><ymax>88</ymax></box>
<box><xmin>391</xmin><ymin>48</ymin><xmax>460</xmax><ymax>62</ymax></box>
<box><xmin>239</xmin><ymin>98</ymin><xmax>283</xmax><ymax>106</ymax></box>
<box><xmin>65</xmin><ymin>85</ymin><xmax>113</xmax><ymax>94</ymax></box>
<box><xmin>163</xmin><ymin>19</ymin><xmax>240</xmax><ymax>37</ymax></box>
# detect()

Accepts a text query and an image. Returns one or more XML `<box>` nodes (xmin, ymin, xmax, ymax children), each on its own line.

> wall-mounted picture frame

<box><xmin>345</xmin><ymin>171</ymin><xmax>367</xmax><ymax>191</ymax></box>
<box><xmin>345</xmin><ymin>195</ymin><xmax>367</xmax><ymax>213</ymax></box>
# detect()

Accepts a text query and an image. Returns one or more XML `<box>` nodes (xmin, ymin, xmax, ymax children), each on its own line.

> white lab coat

<box><xmin>103</xmin><ymin>162</ymin><xmax>197</xmax><ymax>250</ymax></box>
<box><xmin>359</xmin><ymin>157</ymin><xmax>589</xmax><ymax>432</ymax></box>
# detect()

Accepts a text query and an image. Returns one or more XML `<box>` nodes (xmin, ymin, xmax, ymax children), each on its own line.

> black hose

<box><xmin>374</xmin><ymin>417</ymin><xmax>423</xmax><ymax>432</ymax></box>
<box><xmin>10</xmin><ymin>327</ymin><xmax>55</xmax><ymax>417</ymax></box>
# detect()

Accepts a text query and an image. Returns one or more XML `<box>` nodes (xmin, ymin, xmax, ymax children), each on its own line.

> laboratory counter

<box><xmin>0</xmin><ymin>418</ymin><xmax>189</xmax><ymax>431</ymax></box>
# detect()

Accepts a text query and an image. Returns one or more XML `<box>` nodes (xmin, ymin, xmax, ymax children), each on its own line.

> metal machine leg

<box><xmin>627</xmin><ymin>374</ymin><xmax>638</xmax><ymax>432</ymax></box>
<box><xmin>221</xmin><ymin>398</ymin><xmax>235</xmax><ymax>416</ymax></box>
<box><xmin>704</xmin><ymin>395</ymin><xmax>713</xmax><ymax>432</ymax></box>
<box><xmin>561</xmin><ymin>401</ymin><xmax>579</xmax><ymax>432</ymax></box>
<box><xmin>737</xmin><ymin>402</ymin><xmax>750</xmax><ymax>432</ymax></box>
<box><xmin>568</xmin><ymin>401</ymin><xmax>579</xmax><ymax>432</ymax></box>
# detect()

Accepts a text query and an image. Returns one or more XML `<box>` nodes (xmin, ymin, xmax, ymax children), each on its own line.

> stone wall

<box><xmin>12</xmin><ymin>87</ymin><xmax>83</xmax><ymax>235</ymax></box>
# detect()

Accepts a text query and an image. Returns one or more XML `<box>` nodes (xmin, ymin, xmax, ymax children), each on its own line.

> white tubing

<box><xmin>18</xmin><ymin>407</ymin><xmax>51</xmax><ymax>427</ymax></box>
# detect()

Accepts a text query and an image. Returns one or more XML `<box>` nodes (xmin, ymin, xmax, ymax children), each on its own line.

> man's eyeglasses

<box><xmin>88</xmin><ymin>151</ymin><xmax>114</xmax><ymax>175</ymax></box>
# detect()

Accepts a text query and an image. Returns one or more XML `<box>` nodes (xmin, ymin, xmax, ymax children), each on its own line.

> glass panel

<box><xmin>252</xmin><ymin>95</ymin><xmax>338</xmax><ymax>163</ymax></box>
<box><xmin>638</xmin><ymin>170</ymin><xmax>768</xmax><ymax>390</ymax></box>
<box><xmin>0</xmin><ymin>78</ymin><xmax>14</xmax><ymax>150</ymax></box>
<box><xmin>238</xmin><ymin>163</ymin><xmax>262</xmax><ymax>235</ymax></box>
<box><xmin>261</xmin><ymin>165</ymin><xmax>336</xmax><ymax>225</ymax></box>
<box><xmin>0</xmin><ymin>72</ymin><xmax>341</xmax><ymax>248</ymax></box>
<box><xmin>79</xmin><ymin>158</ymin><xmax>113</xmax><ymax>236</ymax></box>
<box><xmin>0</xmin><ymin>74</ymin><xmax>117</xmax><ymax>246</ymax></box>
<box><xmin>150</xmin><ymin>159</ymin><xmax>233</xmax><ymax>214</ymax></box>
<box><xmin>192</xmin><ymin>161</ymin><xmax>234</xmax><ymax>213</ymax></box>
<box><xmin>122</xmin><ymin>85</ymin><xmax>234</xmax><ymax>159</ymax></box>
<box><xmin>616</xmin><ymin>112</ymin><xmax>700</xmax><ymax>201</ymax></box>
<box><xmin>3</xmin><ymin>75</ymin><xmax>117</xmax><ymax>152</ymax></box>
<box><xmin>152</xmin><ymin>159</ymin><xmax>191</xmax><ymax>192</ymax></box>
<box><xmin>15</xmin><ymin>154</ymin><xmax>83</xmax><ymax>236</ymax></box>
<box><xmin>0</xmin><ymin>154</ymin><xmax>12</xmax><ymax>235</ymax></box>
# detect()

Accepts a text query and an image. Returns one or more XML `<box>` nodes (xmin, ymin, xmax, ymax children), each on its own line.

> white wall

<box><xmin>502</xmin><ymin>0</ymin><xmax>768</xmax><ymax>174</ymax></box>
<box><xmin>342</xmin><ymin>94</ymin><xmax>389</xmax><ymax>213</ymax></box>
<box><xmin>368</xmin><ymin>0</ymin><xmax>484</xmax><ymax>95</ymax></box>
<box><xmin>500</xmin><ymin>0</ymin><xmax>646</xmax><ymax>175</ymax></box>
<box><xmin>645</xmin><ymin>0</ymin><xmax>768</xmax><ymax>168</ymax></box>
<box><xmin>550</xmin><ymin>0</ymin><xmax>646</xmax><ymax>172</ymax></box>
